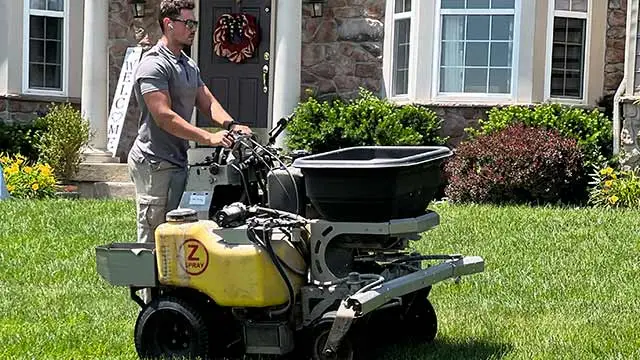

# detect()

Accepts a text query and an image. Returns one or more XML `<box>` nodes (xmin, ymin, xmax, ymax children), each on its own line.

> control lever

<box><xmin>267</xmin><ymin>117</ymin><xmax>289</xmax><ymax>145</ymax></box>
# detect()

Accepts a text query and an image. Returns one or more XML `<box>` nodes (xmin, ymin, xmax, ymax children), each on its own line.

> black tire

<box><xmin>404</xmin><ymin>296</ymin><xmax>438</xmax><ymax>343</ymax></box>
<box><xmin>363</xmin><ymin>292</ymin><xmax>438</xmax><ymax>346</ymax></box>
<box><xmin>134</xmin><ymin>296</ymin><xmax>210</xmax><ymax>360</ymax></box>
<box><xmin>309</xmin><ymin>318</ymin><xmax>365</xmax><ymax>360</ymax></box>
<box><xmin>311</xmin><ymin>328</ymin><xmax>354</xmax><ymax>360</ymax></box>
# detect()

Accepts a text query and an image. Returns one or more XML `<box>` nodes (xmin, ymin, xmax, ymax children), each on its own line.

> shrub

<box><xmin>0</xmin><ymin>120</ymin><xmax>49</xmax><ymax>162</ymax></box>
<box><xmin>0</xmin><ymin>153</ymin><xmax>57</xmax><ymax>199</ymax></box>
<box><xmin>286</xmin><ymin>88</ymin><xmax>448</xmax><ymax>154</ymax></box>
<box><xmin>466</xmin><ymin>104</ymin><xmax>612</xmax><ymax>167</ymax></box>
<box><xmin>588</xmin><ymin>165</ymin><xmax>640</xmax><ymax>208</ymax></box>
<box><xmin>445</xmin><ymin>124</ymin><xmax>585</xmax><ymax>204</ymax></box>
<box><xmin>36</xmin><ymin>103</ymin><xmax>91</xmax><ymax>180</ymax></box>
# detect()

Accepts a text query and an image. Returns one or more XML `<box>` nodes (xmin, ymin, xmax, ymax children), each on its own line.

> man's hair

<box><xmin>158</xmin><ymin>0</ymin><xmax>195</xmax><ymax>32</ymax></box>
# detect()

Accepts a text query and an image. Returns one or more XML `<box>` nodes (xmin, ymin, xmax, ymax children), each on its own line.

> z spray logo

<box><xmin>179</xmin><ymin>239</ymin><xmax>209</xmax><ymax>275</ymax></box>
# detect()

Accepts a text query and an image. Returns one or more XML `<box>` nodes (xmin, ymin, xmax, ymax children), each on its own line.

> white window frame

<box><xmin>22</xmin><ymin>0</ymin><xmax>70</xmax><ymax>97</ymax></box>
<box><xmin>383</xmin><ymin>1</ymin><xmax>416</xmax><ymax>102</ymax></box>
<box><xmin>391</xmin><ymin>9</ymin><xmax>412</xmax><ymax>98</ymax></box>
<box><xmin>431</xmin><ymin>0</ymin><xmax>521</xmax><ymax>103</ymax></box>
<box><xmin>544</xmin><ymin>0</ymin><xmax>591</xmax><ymax>104</ymax></box>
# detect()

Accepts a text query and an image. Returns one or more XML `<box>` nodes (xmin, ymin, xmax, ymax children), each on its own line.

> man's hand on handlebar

<box><xmin>206</xmin><ymin>130</ymin><xmax>234</xmax><ymax>148</ymax></box>
<box><xmin>231</xmin><ymin>123</ymin><xmax>252</xmax><ymax>135</ymax></box>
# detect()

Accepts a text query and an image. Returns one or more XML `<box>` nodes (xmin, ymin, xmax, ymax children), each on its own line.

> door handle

<box><xmin>262</xmin><ymin>65</ymin><xmax>269</xmax><ymax>93</ymax></box>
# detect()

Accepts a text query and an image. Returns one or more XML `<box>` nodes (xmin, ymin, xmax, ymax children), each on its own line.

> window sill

<box><xmin>387</xmin><ymin>96</ymin><xmax>597</xmax><ymax>109</ymax></box>
<box><xmin>1</xmin><ymin>92</ymin><xmax>80</xmax><ymax>104</ymax></box>
<box><xmin>544</xmin><ymin>97</ymin><xmax>587</xmax><ymax>106</ymax></box>
<box><xmin>387</xmin><ymin>95</ymin><xmax>519</xmax><ymax>108</ymax></box>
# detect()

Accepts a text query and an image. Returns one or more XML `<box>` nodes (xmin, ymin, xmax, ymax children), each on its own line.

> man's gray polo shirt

<box><xmin>129</xmin><ymin>41</ymin><xmax>204</xmax><ymax>168</ymax></box>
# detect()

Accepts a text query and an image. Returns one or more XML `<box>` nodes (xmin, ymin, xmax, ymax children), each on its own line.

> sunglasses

<box><xmin>170</xmin><ymin>18</ymin><xmax>199</xmax><ymax>30</ymax></box>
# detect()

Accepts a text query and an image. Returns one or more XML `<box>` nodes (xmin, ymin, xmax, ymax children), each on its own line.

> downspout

<box><xmin>615</xmin><ymin>0</ymin><xmax>640</xmax><ymax>155</ymax></box>
<box><xmin>613</xmin><ymin>78</ymin><xmax>626</xmax><ymax>155</ymax></box>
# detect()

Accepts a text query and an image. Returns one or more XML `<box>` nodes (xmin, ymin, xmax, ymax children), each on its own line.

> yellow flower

<box><xmin>24</xmin><ymin>166</ymin><xmax>33</xmax><ymax>174</ymax></box>
<box><xmin>6</xmin><ymin>184</ymin><xmax>14</xmax><ymax>192</ymax></box>
<box><xmin>15</xmin><ymin>158</ymin><xmax>23</xmax><ymax>166</ymax></box>
<box><xmin>32</xmin><ymin>183</ymin><xmax>39</xmax><ymax>191</ymax></box>
<box><xmin>609</xmin><ymin>195</ymin><xmax>619</xmax><ymax>204</ymax></box>
<box><xmin>604</xmin><ymin>180</ymin><xmax>613</xmax><ymax>188</ymax></box>
<box><xmin>6</xmin><ymin>164</ymin><xmax>18</xmax><ymax>176</ymax></box>
<box><xmin>600</xmin><ymin>167</ymin><xmax>613</xmax><ymax>176</ymax></box>
<box><xmin>39</xmin><ymin>165</ymin><xmax>52</xmax><ymax>177</ymax></box>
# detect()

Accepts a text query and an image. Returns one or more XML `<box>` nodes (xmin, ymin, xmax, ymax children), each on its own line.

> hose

<box><xmin>246</xmin><ymin>225</ymin><xmax>295</xmax><ymax>318</ymax></box>
<box><xmin>230</xmin><ymin>163</ymin><xmax>252</xmax><ymax>206</ymax></box>
<box><xmin>355</xmin><ymin>275</ymin><xmax>385</xmax><ymax>294</ymax></box>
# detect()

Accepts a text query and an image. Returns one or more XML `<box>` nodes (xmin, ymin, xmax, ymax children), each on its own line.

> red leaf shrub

<box><xmin>444</xmin><ymin>124</ymin><xmax>586</xmax><ymax>204</ymax></box>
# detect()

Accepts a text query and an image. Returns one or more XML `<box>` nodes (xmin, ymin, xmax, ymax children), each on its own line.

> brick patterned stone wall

<box><xmin>108</xmin><ymin>0</ymin><xmax>162</xmax><ymax>160</ymax></box>
<box><xmin>426</xmin><ymin>105</ymin><xmax>489</xmax><ymax>146</ymax></box>
<box><xmin>604</xmin><ymin>0</ymin><xmax>626</xmax><ymax>94</ymax></box>
<box><xmin>300</xmin><ymin>0</ymin><xmax>385</xmax><ymax>101</ymax></box>
<box><xmin>0</xmin><ymin>96</ymin><xmax>80</xmax><ymax>124</ymax></box>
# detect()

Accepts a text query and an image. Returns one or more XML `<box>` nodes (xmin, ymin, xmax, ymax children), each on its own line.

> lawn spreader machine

<box><xmin>95</xmin><ymin>120</ymin><xmax>485</xmax><ymax>359</ymax></box>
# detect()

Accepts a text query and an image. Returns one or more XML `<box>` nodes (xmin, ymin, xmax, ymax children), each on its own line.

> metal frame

<box><xmin>308</xmin><ymin>212</ymin><xmax>441</xmax><ymax>282</ymax></box>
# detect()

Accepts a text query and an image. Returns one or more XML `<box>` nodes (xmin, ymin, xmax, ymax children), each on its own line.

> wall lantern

<box><xmin>304</xmin><ymin>0</ymin><xmax>327</xmax><ymax>18</ymax></box>
<box><xmin>129</xmin><ymin>0</ymin><xmax>146</xmax><ymax>18</ymax></box>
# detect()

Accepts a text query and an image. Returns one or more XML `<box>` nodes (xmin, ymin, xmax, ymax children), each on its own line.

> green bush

<box><xmin>466</xmin><ymin>104</ymin><xmax>612</xmax><ymax>167</ymax></box>
<box><xmin>36</xmin><ymin>103</ymin><xmax>91</xmax><ymax>181</ymax></box>
<box><xmin>286</xmin><ymin>88</ymin><xmax>448</xmax><ymax>154</ymax></box>
<box><xmin>588</xmin><ymin>165</ymin><xmax>640</xmax><ymax>208</ymax></box>
<box><xmin>0</xmin><ymin>120</ymin><xmax>48</xmax><ymax>162</ymax></box>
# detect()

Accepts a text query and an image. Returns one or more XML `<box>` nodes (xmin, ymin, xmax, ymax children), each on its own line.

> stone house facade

<box><xmin>0</xmin><ymin>0</ymin><xmax>629</xmax><ymax>161</ymax></box>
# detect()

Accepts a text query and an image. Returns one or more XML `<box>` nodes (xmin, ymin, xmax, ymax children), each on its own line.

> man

<box><xmin>128</xmin><ymin>0</ymin><xmax>252</xmax><ymax>246</ymax></box>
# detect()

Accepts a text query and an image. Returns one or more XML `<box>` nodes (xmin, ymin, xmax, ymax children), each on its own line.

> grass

<box><xmin>1</xmin><ymin>199</ymin><xmax>639</xmax><ymax>359</ymax></box>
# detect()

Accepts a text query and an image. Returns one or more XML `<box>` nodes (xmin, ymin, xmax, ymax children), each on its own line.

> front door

<box><xmin>198</xmin><ymin>0</ymin><xmax>271</xmax><ymax>130</ymax></box>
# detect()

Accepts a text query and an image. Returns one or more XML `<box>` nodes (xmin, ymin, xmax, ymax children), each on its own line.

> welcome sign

<box><xmin>107</xmin><ymin>46</ymin><xmax>143</xmax><ymax>155</ymax></box>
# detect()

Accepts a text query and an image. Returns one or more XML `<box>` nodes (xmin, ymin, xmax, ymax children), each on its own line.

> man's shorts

<box><xmin>127</xmin><ymin>153</ymin><xmax>187</xmax><ymax>243</ymax></box>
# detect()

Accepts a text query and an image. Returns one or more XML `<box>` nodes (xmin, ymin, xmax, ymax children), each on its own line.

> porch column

<box><xmin>271</xmin><ymin>1</ymin><xmax>301</xmax><ymax>148</ymax></box>
<box><xmin>81</xmin><ymin>0</ymin><xmax>113</xmax><ymax>162</ymax></box>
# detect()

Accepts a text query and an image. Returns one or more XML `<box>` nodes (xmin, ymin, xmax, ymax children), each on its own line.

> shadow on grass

<box><xmin>369</xmin><ymin>336</ymin><xmax>512</xmax><ymax>360</ymax></box>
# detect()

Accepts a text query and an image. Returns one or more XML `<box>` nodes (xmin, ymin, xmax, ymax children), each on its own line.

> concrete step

<box><xmin>71</xmin><ymin>163</ymin><xmax>131</xmax><ymax>183</ymax></box>
<box><xmin>69</xmin><ymin>162</ymin><xmax>135</xmax><ymax>199</ymax></box>
<box><xmin>76</xmin><ymin>181</ymin><xmax>136</xmax><ymax>200</ymax></box>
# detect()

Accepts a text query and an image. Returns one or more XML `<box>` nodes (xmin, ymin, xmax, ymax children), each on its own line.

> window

<box><xmin>392</xmin><ymin>0</ymin><xmax>411</xmax><ymax>96</ymax></box>
<box><xmin>24</xmin><ymin>0</ymin><xmax>66</xmax><ymax>93</ymax></box>
<box><xmin>548</xmin><ymin>0</ymin><xmax>587</xmax><ymax>99</ymax></box>
<box><xmin>437</xmin><ymin>0</ymin><xmax>516</xmax><ymax>95</ymax></box>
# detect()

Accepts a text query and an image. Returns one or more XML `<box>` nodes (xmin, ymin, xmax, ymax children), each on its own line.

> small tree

<box><xmin>36</xmin><ymin>103</ymin><xmax>91</xmax><ymax>181</ymax></box>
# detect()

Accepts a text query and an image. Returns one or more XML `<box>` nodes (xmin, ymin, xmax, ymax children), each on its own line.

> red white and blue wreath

<box><xmin>213</xmin><ymin>13</ymin><xmax>260</xmax><ymax>64</ymax></box>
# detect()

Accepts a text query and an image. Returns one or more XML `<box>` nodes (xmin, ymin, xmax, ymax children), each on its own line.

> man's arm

<box><xmin>144</xmin><ymin>90</ymin><xmax>221</xmax><ymax>145</ymax></box>
<box><xmin>136</xmin><ymin>56</ymin><xmax>232</xmax><ymax>147</ymax></box>
<box><xmin>195</xmin><ymin>85</ymin><xmax>235</xmax><ymax>129</ymax></box>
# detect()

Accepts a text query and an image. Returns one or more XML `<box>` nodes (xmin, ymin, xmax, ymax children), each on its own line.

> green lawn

<box><xmin>0</xmin><ymin>200</ymin><xmax>639</xmax><ymax>359</ymax></box>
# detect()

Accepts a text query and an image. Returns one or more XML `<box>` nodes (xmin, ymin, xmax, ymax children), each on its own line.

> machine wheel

<box><xmin>404</xmin><ymin>295</ymin><xmax>438</xmax><ymax>343</ymax></box>
<box><xmin>134</xmin><ymin>296</ymin><xmax>210</xmax><ymax>360</ymax></box>
<box><xmin>309</xmin><ymin>317</ymin><xmax>365</xmax><ymax>360</ymax></box>
<box><xmin>311</xmin><ymin>326</ymin><xmax>355</xmax><ymax>360</ymax></box>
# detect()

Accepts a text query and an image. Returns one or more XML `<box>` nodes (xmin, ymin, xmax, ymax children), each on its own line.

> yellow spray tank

<box><xmin>155</xmin><ymin>208</ymin><xmax>307</xmax><ymax>308</ymax></box>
